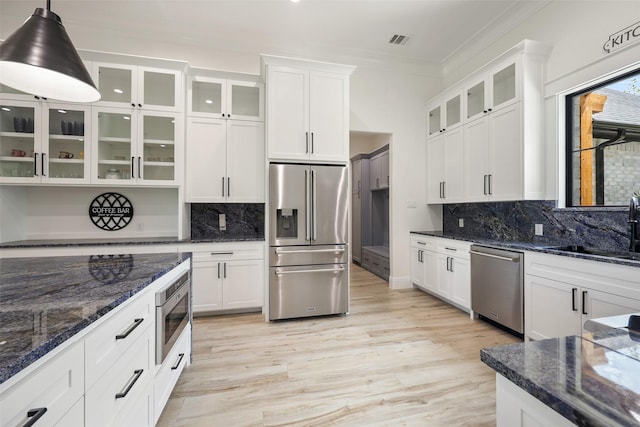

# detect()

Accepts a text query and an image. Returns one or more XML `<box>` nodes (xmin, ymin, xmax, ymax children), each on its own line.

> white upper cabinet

<box><xmin>0</xmin><ymin>97</ymin><xmax>92</xmax><ymax>184</ymax></box>
<box><xmin>261</xmin><ymin>55</ymin><xmax>356</xmax><ymax>163</ymax></box>
<box><xmin>426</xmin><ymin>39</ymin><xmax>552</xmax><ymax>204</ymax></box>
<box><xmin>188</xmin><ymin>75</ymin><xmax>263</xmax><ymax>121</ymax></box>
<box><xmin>427</xmin><ymin>88</ymin><xmax>463</xmax><ymax>137</ymax></box>
<box><xmin>92</xmin><ymin>63</ymin><xmax>183</xmax><ymax>112</ymax></box>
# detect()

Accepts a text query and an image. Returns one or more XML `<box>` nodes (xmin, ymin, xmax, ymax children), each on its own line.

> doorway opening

<box><xmin>350</xmin><ymin>131</ymin><xmax>391</xmax><ymax>282</ymax></box>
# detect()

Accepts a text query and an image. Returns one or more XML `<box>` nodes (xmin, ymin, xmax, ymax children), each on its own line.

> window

<box><xmin>566</xmin><ymin>69</ymin><xmax>640</xmax><ymax>207</ymax></box>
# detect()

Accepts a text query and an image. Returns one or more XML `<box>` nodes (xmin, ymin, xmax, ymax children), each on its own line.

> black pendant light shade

<box><xmin>0</xmin><ymin>7</ymin><xmax>101</xmax><ymax>103</ymax></box>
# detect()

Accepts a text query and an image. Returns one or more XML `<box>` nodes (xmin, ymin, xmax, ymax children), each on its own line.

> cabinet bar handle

<box><xmin>442</xmin><ymin>181</ymin><xmax>446</xmax><ymax>198</ymax></box>
<box><xmin>23</xmin><ymin>407</ymin><xmax>47</xmax><ymax>427</ymax></box>
<box><xmin>221</xmin><ymin>177</ymin><xmax>225</xmax><ymax>196</ymax></box>
<box><xmin>305</xmin><ymin>132</ymin><xmax>309</xmax><ymax>153</ymax></box>
<box><xmin>217</xmin><ymin>262</ymin><xmax>221</xmax><ymax>279</ymax></box>
<box><xmin>115</xmin><ymin>369</ymin><xmax>144</xmax><ymax>399</ymax></box>
<box><xmin>41</xmin><ymin>153</ymin><xmax>45</xmax><ymax>176</ymax></box>
<box><xmin>311</xmin><ymin>132</ymin><xmax>314</xmax><ymax>153</ymax></box>
<box><xmin>444</xmin><ymin>247</ymin><xmax>457</xmax><ymax>252</ymax></box>
<box><xmin>571</xmin><ymin>288</ymin><xmax>578</xmax><ymax>312</ymax></box>
<box><xmin>171</xmin><ymin>353</ymin><xmax>185</xmax><ymax>370</ymax></box>
<box><xmin>115</xmin><ymin>318</ymin><xmax>143</xmax><ymax>340</ymax></box>
<box><xmin>449</xmin><ymin>257</ymin><xmax>454</xmax><ymax>272</ymax></box>
<box><xmin>483</xmin><ymin>175</ymin><xmax>488</xmax><ymax>195</ymax></box>
<box><xmin>417</xmin><ymin>241</ymin><xmax>426</xmax><ymax>245</ymax></box>
<box><xmin>138</xmin><ymin>157</ymin><xmax>141</xmax><ymax>179</ymax></box>
<box><xmin>224</xmin><ymin>262</ymin><xmax>227</xmax><ymax>278</ymax></box>
<box><xmin>469</xmin><ymin>250</ymin><xmax>519</xmax><ymax>262</ymax></box>
<box><xmin>131</xmin><ymin>157</ymin><xmax>135</xmax><ymax>178</ymax></box>
<box><xmin>211</xmin><ymin>251</ymin><xmax>234</xmax><ymax>255</ymax></box>
<box><xmin>227</xmin><ymin>177</ymin><xmax>230</xmax><ymax>197</ymax></box>
<box><xmin>582</xmin><ymin>291</ymin><xmax>588</xmax><ymax>315</ymax></box>
<box><xmin>488</xmin><ymin>174</ymin><xmax>492</xmax><ymax>195</ymax></box>
<box><xmin>33</xmin><ymin>153</ymin><xmax>38</xmax><ymax>176</ymax></box>
<box><xmin>275</xmin><ymin>247</ymin><xmax>344</xmax><ymax>255</ymax></box>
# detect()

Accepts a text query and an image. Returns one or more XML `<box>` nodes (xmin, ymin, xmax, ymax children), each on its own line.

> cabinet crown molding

<box><xmin>260</xmin><ymin>54</ymin><xmax>357</xmax><ymax>80</ymax></box>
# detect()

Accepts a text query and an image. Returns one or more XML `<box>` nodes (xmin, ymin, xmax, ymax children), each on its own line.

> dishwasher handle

<box><xmin>469</xmin><ymin>250</ymin><xmax>520</xmax><ymax>262</ymax></box>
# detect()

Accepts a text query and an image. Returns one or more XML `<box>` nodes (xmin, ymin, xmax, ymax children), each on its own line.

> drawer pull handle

<box><xmin>23</xmin><ymin>407</ymin><xmax>47</xmax><ymax>427</ymax></box>
<box><xmin>416</xmin><ymin>241</ymin><xmax>426</xmax><ymax>246</ymax></box>
<box><xmin>115</xmin><ymin>318</ymin><xmax>144</xmax><ymax>340</ymax></box>
<box><xmin>115</xmin><ymin>369</ymin><xmax>144</xmax><ymax>399</ymax></box>
<box><xmin>210</xmin><ymin>251</ymin><xmax>234</xmax><ymax>256</ymax></box>
<box><xmin>171</xmin><ymin>353</ymin><xmax>185</xmax><ymax>370</ymax></box>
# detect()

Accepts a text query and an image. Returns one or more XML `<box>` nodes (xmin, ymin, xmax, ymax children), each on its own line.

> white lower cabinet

<box><xmin>192</xmin><ymin>242</ymin><xmax>265</xmax><ymax>314</ymax></box>
<box><xmin>410</xmin><ymin>234</ymin><xmax>470</xmax><ymax>311</ymax></box>
<box><xmin>154</xmin><ymin>325</ymin><xmax>190</xmax><ymax>424</ymax></box>
<box><xmin>86</xmin><ymin>325</ymin><xmax>153</xmax><ymax>427</ymax></box>
<box><xmin>0</xmin><ymin>340</ymin><xmax>84</xmax><ymax>427</ymax></box>
<box><xmin>525</xmin><ymin>251</ymin><xmax>640</xmax><ymax>340</ymax></box>
<box><xmin>496</xmin><ymin>374</ymin><xmax>573</xmax><ymax>427</ymax></box>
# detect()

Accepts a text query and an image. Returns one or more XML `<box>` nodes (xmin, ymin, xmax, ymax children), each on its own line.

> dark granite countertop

<box><xmin>481</xmin><ymin>328</ymin><xmax>640</xmax><ymax>426</ymax></box>
<box><xmin>0</xmin><ymin>252</ymin><xmax>191</xmax><ymax>385</ymax></box>
<box><xmin>411</xmin><ymin>231</ymin><xmax>640</xmax><ymax>268</ymax></box>
<box><xmin>0</xmin><ymin>236</ymin><xmax>264</xmax><ymax>249</ymax></box>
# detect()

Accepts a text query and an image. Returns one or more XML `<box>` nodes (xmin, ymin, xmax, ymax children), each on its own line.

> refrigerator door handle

<box><xmin>275</xmin><ymin>248</ymin><xmax>345</xmax><ymax>255</ymax></box>
<box><xmin>305</xmin><ymin>169</ymin><xmax>311</xmax><ymax>241</ymax></box>
<box><xmin>274</xmin><ymin>266</ymin><xmax>346</xmax><ymax>275</ymax></box>
<box><xmin>312</xmin><ymin>169</ymin><xmax>317</xmax><ymax>241</ymax></box>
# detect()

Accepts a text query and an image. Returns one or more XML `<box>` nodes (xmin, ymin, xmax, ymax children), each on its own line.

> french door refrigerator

<box><xmin>269</xmin><ymin>163</ymin><xmax>349</xmax><ymax>320</ymax></box>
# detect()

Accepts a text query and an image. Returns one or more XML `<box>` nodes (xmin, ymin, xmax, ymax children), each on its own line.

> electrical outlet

<box><xmin>458</xmin><ymin>218</ymin><xmax>464</xmax><ymax>228</ymax></box>
<box><xmin>219</xmin><ymin>214</ymin><xmax>226</xmax><ymax>231</ymax></box>
<box><xmin>535</xmin><ymin>224</ymin><xmax>543</xmax><ymax>236</ymax></box>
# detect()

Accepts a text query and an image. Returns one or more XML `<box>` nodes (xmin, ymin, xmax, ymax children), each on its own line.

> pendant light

<box><xmin>0</xmin><ymin>0</ymin><xmax>101</xmax><ymax>103</ymax></box>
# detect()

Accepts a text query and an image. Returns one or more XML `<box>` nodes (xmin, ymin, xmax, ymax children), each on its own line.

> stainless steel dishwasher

<box><xmin>470</xmin><ymin>245</ymin><xmax>524</xmax><ymax>335</ymax></box>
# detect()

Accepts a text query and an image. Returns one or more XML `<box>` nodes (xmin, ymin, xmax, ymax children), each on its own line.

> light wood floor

<box><xmin>157</xmin><ymin>264</ymin><xmax>518</xmax><ymax>427</ymax></box>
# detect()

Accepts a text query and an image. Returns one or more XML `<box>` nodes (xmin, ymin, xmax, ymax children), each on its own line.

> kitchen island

<box><xmin>0</xmin><ymin>251</ymin><xmax>190</xmax><ymax>386</ymax></box>
<box><xmin>481</xmin><ymin>325</ymin><xmax>640</xmax><ymax>426</ymax></box>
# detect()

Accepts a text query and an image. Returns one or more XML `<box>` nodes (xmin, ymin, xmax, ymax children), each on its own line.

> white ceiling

<box><xmin>0</xmin><ymin>0</ymin><xmax>549</xmax><ymax>69</ymax></box>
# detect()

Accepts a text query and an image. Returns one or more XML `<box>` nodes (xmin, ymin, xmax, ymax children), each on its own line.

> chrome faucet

<box><xmin>630</xmin><ymin>195</ymin><xmax>640</xmax><ymax>253</ymax></box>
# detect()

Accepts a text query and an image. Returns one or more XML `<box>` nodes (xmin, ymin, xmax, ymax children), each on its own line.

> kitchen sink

<box><xmin>547</xmin><ymin>245</ymin><xmax>640</xmax><ymax>260</ymax></box>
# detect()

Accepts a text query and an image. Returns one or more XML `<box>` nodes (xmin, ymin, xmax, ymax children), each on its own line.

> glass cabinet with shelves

<box><xmin>188</xmin><ymin>75</ymin><xmax>263</xmax><ymax>121</ymax></box>
<box><xmin>427</xmin><ymin>90</ymin><xmax>462</xmax><ymax>137</ymax></box>
<box><xmin>93</xmin><ymin>108</ymin><xmax>179</xmax><ymax>185</ymax></box>
<box><xmin>0</xmin><ymin>99</ymin><xmax>91</xmax><ymax>183</ymax></box>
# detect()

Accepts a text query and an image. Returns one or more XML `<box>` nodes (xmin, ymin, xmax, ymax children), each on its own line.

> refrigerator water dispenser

<box><xmin>276</xmin><ymin>208</ymin><xmax>298</xmax><ymax>238</ymax></box>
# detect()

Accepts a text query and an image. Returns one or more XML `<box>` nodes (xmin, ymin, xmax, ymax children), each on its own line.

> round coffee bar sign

<box><xmin>89</xmin><ymin>192</ymin><xmax>134</xmax><ymax>231</ymax></box>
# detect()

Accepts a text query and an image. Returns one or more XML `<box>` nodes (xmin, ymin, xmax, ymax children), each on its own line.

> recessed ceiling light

<box><xmin>205</xmin><ymin>99</ymin><xmax>213</xmax><ymax>104</ymax></box>
<box><xmin>290</xmin><ymin>0</ymin><xmax>300</xmax><ymax>3</ymax></box>
<box><xmin>123</xmin><ymin>116</ymin><xmax>130</xmax><ymax>120</ymax></box>
<box><xmin>160</xmin><ymin>144</ymin><xmax>166</xmax><ymax>148</ymax></box>
<box><xmin>1</xmin><ymin>107</ymin><xmax>10</xmax><ymax>112</ymax></box>
<box><xmin>58</xmin><ymin>109</ymin><xmax>67</xmax><ymax>113</ymax></box>
<box><xmin>114</xmin><ymin>88</ymin><xmax>124</xmax><ymax>94</ymax></box>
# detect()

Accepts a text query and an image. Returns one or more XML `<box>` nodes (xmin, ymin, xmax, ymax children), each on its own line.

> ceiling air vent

<box><xmin>388</xmin><ymin>34</ymin><xmax>410</xmax><ymax>46</ymax></box>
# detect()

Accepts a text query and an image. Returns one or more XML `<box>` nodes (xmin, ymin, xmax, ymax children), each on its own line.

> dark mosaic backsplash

<box><xmin>442</xmin><ymin>201</ymin><xmax>630</xmax><ymax>252</ymax></box>
<box><xmin>191</xmin><ymin>203</ymin><xmax>265</xmax><ymax>241</ymax></box>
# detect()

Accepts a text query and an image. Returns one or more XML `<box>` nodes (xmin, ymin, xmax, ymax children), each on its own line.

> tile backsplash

<box><xmin>191</xmin><ymin>203</ymin><xmax>265</xmax><ymax>241</ymax></box>
<box><xmin>442</xmin><ymin>200</ymin><xmax>630</xmax><ymax>252</ymax></box>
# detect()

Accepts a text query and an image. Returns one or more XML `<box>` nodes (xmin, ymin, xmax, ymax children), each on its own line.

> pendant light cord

<box><xmin>46</xmin><ymin>0</ymin><xmax>51</xmax><ymax>11</ymax></box>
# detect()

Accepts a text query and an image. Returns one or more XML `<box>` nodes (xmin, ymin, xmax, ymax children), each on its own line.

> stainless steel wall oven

<box><xmin>155</xmin><ymin>271</ymin><xmax>190</xmax><ymax>364</ymax></box>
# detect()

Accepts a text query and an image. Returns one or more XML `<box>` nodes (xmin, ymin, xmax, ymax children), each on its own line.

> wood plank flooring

<box><xmin>157</xmin><ymin>264</ymin><xmax>518</xmax><ymax>427</ymax></box>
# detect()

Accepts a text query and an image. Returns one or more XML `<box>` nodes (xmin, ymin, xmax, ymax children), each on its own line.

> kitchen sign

<box><xmin>89</xmin><ymin>192</ymin><xmax>134</xmax><ymax>231</ymax></box>
<box><xmin>603</xmin><ymin>21</ymin><xmax>640</xmax><ymax>54</ymax></box>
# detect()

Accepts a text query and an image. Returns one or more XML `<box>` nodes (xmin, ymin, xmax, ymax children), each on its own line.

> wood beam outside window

<box><xmin>579</xmin><ymin>93</ymin><xmax>607</xmax><ymax>205</ymax></box>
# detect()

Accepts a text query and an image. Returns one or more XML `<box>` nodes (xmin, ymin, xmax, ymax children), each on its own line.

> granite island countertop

<box><xmin>0</xmin><ymin>236</ymin><xmax>264</xmax><ymax>249</ymax></box>
<box><xmin>0</xmin><ymin>251</ymin><xmax>191</xmax><ymax>385</ymax></box>
<box><xmin>481</xmin><ymin>328</ymin><xmax>640</xmax><ymax>426</ymax></box>
<box><xmin>411</xmin><ymin>231</ymin><xmax>640</xmax><ymax>268</ymax></box>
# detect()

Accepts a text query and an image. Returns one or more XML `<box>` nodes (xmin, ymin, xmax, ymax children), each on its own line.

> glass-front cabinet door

<box><xmin>445</xmin><ymin>93</ymin><xmax>462</xmax><ymax>129</ymax></box>
<box><xmin>139</xmin><ymin>112</ymin><xmax>178</xmax><ymax>184</ymax></box>
<box><xmin>188</xmin><ymin>76</ymin><xmax>263</xmax><ymax>121</ymax></box>
<box><xmin>466</xmin><ymin>78</ymin><xmax>486</xmax><ymax>121</ymax></box>
<box><xmin>93</xmin><ymin>63</ymin><xmax>182</xmax><ymax>112</ymax></box>
<box><xmin>44</xmin><ymin>104</ymin><xmax>91</xmax><ymax>183</ymax></box>
<box><xmin>93</xmin><ymin>107</ymin><xmax>136</xmax><ymax>184</ymax></box>
<box><xmin>427</xmin><ymin>104</ymin><xmax>441</xmax><ymax>136</ymax></box>
<box><xmin>491</xmin><ymin>60</ymin><xmax>519</xmax><ymax>110</ymax></box>
<box><xmin>0</xmin><ymin>100</ymin><xmax>39</xmax><ymax>182</ymax></box>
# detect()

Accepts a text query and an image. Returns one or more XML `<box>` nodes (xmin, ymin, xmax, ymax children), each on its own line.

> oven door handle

<box><xmin>275</xmin><ymin>266</ymin><xmax>346</xmax><ymax>275</ymax></box>
<box><xmin>469</xmin><ymin>250</ymin><xmax>520</xmax><ymax>262</ymax></box>
<box><xmin>115</xmin><ymin>318</ymin><xmax>144</xmax><ymax>340</ymax></box>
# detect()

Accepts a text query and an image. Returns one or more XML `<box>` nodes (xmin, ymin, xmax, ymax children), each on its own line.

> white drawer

<box><xmin>153</xmin><ymin>325</ymin><xmax>191</xmax><ymax>424</ymax></box>
<box><xmin>0</xmin><ymin>341</ymin><xmax>84</xmax><ymax>427</ymax></box>
<box><xmin>436</xmin><ymin>239</ymin><xmax>471</xmax><ymax>259</ymax></box>
<box><xmin>410</xmin><ymin>234</ymin><xmax>436</xmax><ymax>251</ymax></box>
<box><xmin>192</xmin><ymin>242</ymin><xmax>264</xmax><ymax>263</ymax></box>
<box><xmin>85</xmin><ymin>324</ymin><xmax>152</xmax><ymax>427</ymax></box>
<box><xmin>84</xmin><ymin>289</ymin><xmax>155</xmax><ymax>388</ymax></box>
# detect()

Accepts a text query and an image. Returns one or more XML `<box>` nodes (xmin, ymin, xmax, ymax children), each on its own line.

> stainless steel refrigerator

<box><xmin>268</xmin><ymin>163</ymin><xmax>349</xmax><ymax>320</ymax></box>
